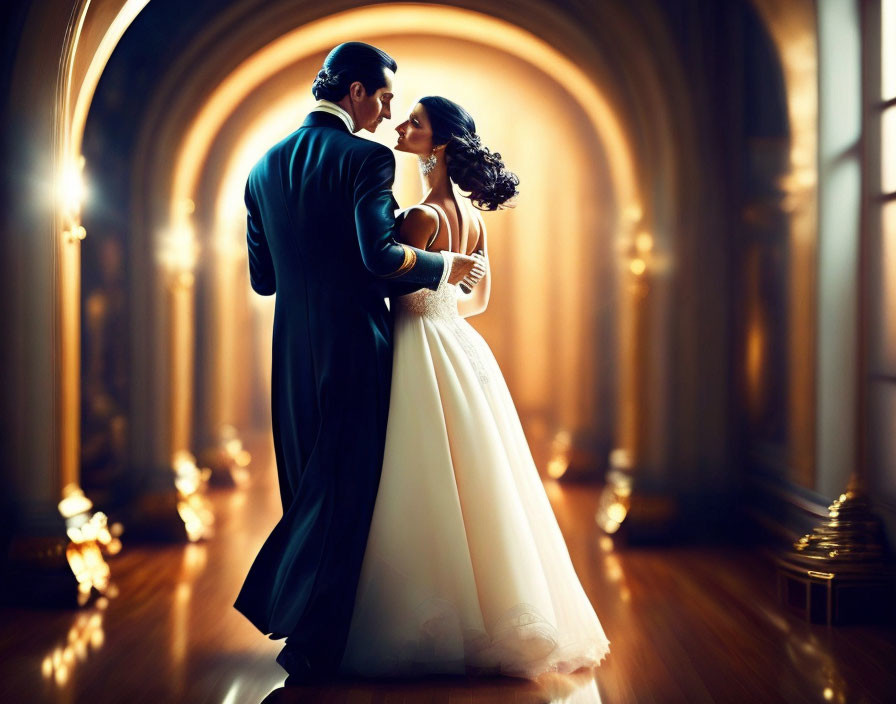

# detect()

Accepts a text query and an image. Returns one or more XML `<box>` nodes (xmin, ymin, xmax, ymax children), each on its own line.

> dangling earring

<box><xmin>420</xmin><ymin>151</ymin><xmax>438</xmax><ymax>176</ymax></box>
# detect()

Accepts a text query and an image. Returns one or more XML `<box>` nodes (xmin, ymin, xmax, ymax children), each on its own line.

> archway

<box><xmin>161</xmin><ymin>8</ymin><xmax>643</xmax><ymax>485</ymax></box>
<box><xmin>58</xmin><ymin>0</ymin><xmax>695</xmax><ymax>540</ymax></box>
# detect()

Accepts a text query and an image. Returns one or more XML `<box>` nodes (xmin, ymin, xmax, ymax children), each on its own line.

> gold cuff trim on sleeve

<box><xmin>379</xmin><ymin>244</ymin><xmax>417</xmax><ymax>279</ymax></box>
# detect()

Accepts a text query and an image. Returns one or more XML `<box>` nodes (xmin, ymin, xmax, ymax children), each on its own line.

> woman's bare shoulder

<box><xmin>398</xmin><ymin>205</ymin><xmax>439</xmax><ymax>249</ymax></box>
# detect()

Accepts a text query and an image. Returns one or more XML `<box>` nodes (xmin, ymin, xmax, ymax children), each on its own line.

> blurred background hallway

<box><xmin>1</xmin><ymin>0</ymin><xmax>896</xmax><ymax>701</ymax></box>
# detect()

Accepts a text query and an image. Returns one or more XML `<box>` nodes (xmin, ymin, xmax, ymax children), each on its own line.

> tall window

<box><xmin>877</xmin><ymin>0</ymin><xmax>895</xmax><ymax>374</ymax></box>
<box><xmin>867</xmin><ymin>0</ymin><xmax>896</xmax><ymax>504</ymax></box>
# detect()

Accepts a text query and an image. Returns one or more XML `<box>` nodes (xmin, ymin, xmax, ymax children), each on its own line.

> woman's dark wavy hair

<box><xmin>418</xmin><ymin>96</ymin><xmax>519</xmax><ymax>211</ymax></box>
<box><xmin>312</xmin><ymin>42</ymin><xmax>397</xmax><ymax>102</ymax></box>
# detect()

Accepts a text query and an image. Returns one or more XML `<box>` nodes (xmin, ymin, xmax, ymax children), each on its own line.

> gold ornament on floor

<box><xmin>792</xmin><ymin>477</ymin><xmax>888</xmax><ymax>563</ymax></box>
<box><xmin>58</xmin><ymin>484</ymin><xmax>123</xmax><ymax>606</ymax></box>
<box><xmin>776</xmin><ymin>474</ymin><xmax>895</xmax><ymax>625</ymax></box>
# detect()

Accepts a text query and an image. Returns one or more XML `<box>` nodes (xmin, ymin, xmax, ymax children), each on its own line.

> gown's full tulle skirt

<box><xmin>339</xmin><ymin>282</ymin><xmax>610</xmax><ymax>679</ymax></box>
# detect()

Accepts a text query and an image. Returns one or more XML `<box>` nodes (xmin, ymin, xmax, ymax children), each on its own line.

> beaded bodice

<box><xmin>396</xmin><ymin>281</ymin><xmax>460</xmax><ymax>319</ymax></box>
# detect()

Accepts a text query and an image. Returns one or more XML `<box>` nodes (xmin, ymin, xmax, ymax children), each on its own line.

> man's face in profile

<box><xmin>354</xmin><ymin>68</ymin><xmax>394</xmax><ymax>133</ymax></box>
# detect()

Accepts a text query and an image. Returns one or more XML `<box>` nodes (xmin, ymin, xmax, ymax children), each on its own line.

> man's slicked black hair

<box><xmin>312</xmin><ymin>42</ymin><xmax>397</xmax><ymax>101</ymax></box>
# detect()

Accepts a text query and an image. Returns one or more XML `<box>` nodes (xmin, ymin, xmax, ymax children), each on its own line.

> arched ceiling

<box><xmin>167</xmin><ymin>4</ymin><xmax>641</xmax><ymax>228</ymax></box>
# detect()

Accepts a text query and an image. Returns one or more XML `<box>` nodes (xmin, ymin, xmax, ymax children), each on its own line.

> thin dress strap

<box><xmin>424</xmin><ymin>201</ymin><xmax>452</xmax><ymax>253</ymax></box>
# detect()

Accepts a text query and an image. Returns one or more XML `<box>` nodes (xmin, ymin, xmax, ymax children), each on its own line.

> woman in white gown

<box><xmin>340</xmin><ymin>97</ymin><xmax>610</xmax><ymax>679</ymax></box>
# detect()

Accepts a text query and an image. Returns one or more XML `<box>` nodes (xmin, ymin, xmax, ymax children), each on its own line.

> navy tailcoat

<box><xmin>233</xmin><ymin>111</ymin><xmax>444</xmax><ymax>668</ymax></box>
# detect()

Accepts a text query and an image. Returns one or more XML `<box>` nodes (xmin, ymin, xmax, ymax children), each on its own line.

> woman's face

<box><xmin>395</xmin><ymin>103</ymin><xmax>435</xmax><ymax>155</ymax></box>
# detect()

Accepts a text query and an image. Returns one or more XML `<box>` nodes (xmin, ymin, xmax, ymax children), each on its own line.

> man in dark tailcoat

<box><xmin>233</xmin><ymin>42</ymin><xmax>485</xmax><ymax>682</ymax></box>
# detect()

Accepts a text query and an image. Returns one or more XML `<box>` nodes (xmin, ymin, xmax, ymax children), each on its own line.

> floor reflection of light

<box><xmin>544</xmin><ymin>478</ymin><xmax>566</xmax><ymax>506</ymax></box>
<box><xmin>604</xmin><ymin>555</ymin><xmax>623</xmax><ymax>582</ymax></box>
<box><xmin>756</xmin><ymin>601</ymin><xmax>847</xmax><ymax>703</ymax></box>
<box><xmin>547</xmin><ymin>430</ymin><xmax>572</xmax><ymax>479</ymax></box>
<box><xmin>599</xmin><ymin>550</ymin><xmax>631</xmax><ymax>606</ymax></box>
<box><xmin>566</xmin><ymin>679</ymin><xmax>602</xmax><ymax>704</ymax></box>
<box><xmin>229</xmin><ymin>489</ymin><xmax>248</xmax><ymax>509</ymax></box>
<box><xmin>537</xmin><ymin>673</ymin><xmax>603</xmax><ymax>704</ymax></box>
<box><xmin>171</xmin><ymin>543</ymin><xmax>208</xmax><ymax>694</ymax></box>
<box><xmin>41</xmin><ymin>593</ymin><xmax>112</xmax><ymax>688</ymax></box>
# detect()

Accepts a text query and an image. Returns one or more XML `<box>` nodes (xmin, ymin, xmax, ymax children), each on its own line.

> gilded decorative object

<box><xmin>776</xmin><ymin>475</ymin><xmax>896</xmax><ymax>625</ymax></box>
<box><xmin>58</xmin><ymin>484</ymin><xmax>123</xmax><ymax>606</ymax></box>
<box><xmin>791</xmin><ymin>477</ymin><xmax>889</xmax><ymax>563</ymax></box>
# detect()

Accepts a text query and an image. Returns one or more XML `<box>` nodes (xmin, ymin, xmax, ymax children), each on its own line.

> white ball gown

<box><xmin>339</xmin><ymin>208</ymin><xmax>611</xmax><ymax>679</ymax></box>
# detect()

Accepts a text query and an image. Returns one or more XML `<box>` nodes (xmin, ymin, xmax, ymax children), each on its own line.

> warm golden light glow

<box><xmin>606</xmin><ymin>501</ymin><xmax>627</xmax><ymax>524</ymax></box>
<box><xmin>59</xmin><ymin>156</ymin><xmax>87</xmax><ymax>221</ymax></box>
<box><xmin>745</xmin><ymin>315</ymin><xmax>766</xmax><ymax>415</ymax></box>
<box><xmin>172</xmin><ymin>451</ymin><xmax>214</xmax><ymax>542</ymax></box>
<box><xmin>69</xmin><ymin>0</ymin><xmax>152</xmax><ymax>160</ymax></box>
<box><xmin>42</xmin><ymin>600</ymin><xmax>109</xmax><ymax>687</ymax></box>
<box><xmin>57</xmin><ymin>0</ymin><xmax>155</xmax><ymax>502</ymax></box>
<box><xmin>884</xmin><ymin>0</ymin><xmax>895</xmax><ymax>101</ymax></box>
<box><xmin>547</xmin><ymin>430</ymin><xmax>572</xmax><ymax>479</ymax></box>
<box><xmin>883</xmin><ymin>107</ymin><xmax>896</xmax><ymax>194</ymax></box>
<box><xmin>222</xmin><ymin>427</ymin><xmax>252</xmax><ymax>469</ymax></box>
<box><xmin>546</xmin><ymin>458</ymin><xmax>570</xmax><ymax>479</ymax></box>
<box><xmin>635</xmin><ymin>232</ymin><xmax>653</xmax><ymax>253</ymax></box>
<box><xmin>58</xmin><ymin>484</ymin><xmax>93</xmax><ymax>518</ymax></box>
<box><xmin>883</xmin><ymin>202</ymin><xmax>896</xmax><ymax>375</ymax></box>
<box><xmin>609</xmin><ymin>448</ymin><xmax>632</xmax><ymax>469</ymax></box>
<box><xmin>751</xmin><ymin>0</ymin><xmax>818</xmax><ymax>487</ymax></box>
<box><xmin>57</xmin><ymin>484</ymin><xmax>119</xmax><ymax>603</ymax></box>
<box><xmin>596</xmin><ymin>449</ymin><xmax>633</xmax><ymax>534</ymax></box>
<box><xmin>624</xmin><ymin>203</ymin><xmax>643</xmax><ymax>224</ymax></box>
<box><xmin>604</xmin><ymin>554</ymin><xmax>623</xmax><ymax>582</ymax></box>
<box><xmin>67</xmin><ymin>541</ymin><xmax>111</xmax><ymax>605</ymax></box>
<box><xmin>174</xmin><ymin>3</ymin><xmax>639</xmax><ymax>226</ymax></box>
<box><xmin>158</xmin><ymin>221</ymin><xmax>199</xmax><ymax>274</ymax></box>
<box><xmin>204</xmin><ymin>16</ymin><xmax>635</xmax><ymax>466</ymax></box>
<box><xmin>174</xmin><ymin>3</ymin><xmax>648</xmax><ymax>493</ymax></box>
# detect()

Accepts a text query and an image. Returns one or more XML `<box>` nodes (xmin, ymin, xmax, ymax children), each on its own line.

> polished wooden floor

<box><xmin>2</xmin><ymin>434</ymin><xmax>895</xmax><ymax>704</ymax></box>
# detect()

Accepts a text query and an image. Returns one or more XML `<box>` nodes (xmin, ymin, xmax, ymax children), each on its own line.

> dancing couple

<box><xmin>234</xmin><ymin>41</ymin><xmax>610</xmax><ymax>684</ymax></box>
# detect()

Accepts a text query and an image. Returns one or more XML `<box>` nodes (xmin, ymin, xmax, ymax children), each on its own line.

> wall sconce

<box><xmin>60</xmin><ymin>155</ymin><xmax>88</xmax><ymax>243</ymax></box>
